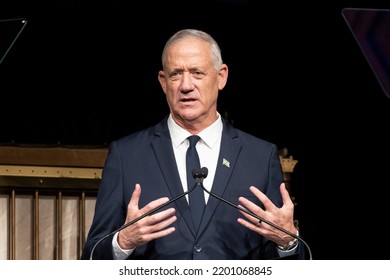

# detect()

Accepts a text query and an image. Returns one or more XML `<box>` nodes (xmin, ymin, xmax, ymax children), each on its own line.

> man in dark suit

<box><xmin>81</xmin><ymin>29</ymin><xmax>303</xmax><ymax>260</ymax></box>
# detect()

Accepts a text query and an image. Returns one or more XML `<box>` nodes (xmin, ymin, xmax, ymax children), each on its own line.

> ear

<box><xmin>158</xmin><ymin>70</ymin><xmax>167</xmax><ymax>93</ymax></box>
<box><xmin>218</xmin><ymin>64</ymin><xmax>228</xmax><ymax>90</ymax></box>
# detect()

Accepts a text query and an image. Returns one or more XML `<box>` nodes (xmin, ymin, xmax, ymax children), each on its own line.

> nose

<box><xmin>179</xmin><ymin>72</ymin><xmax>195</xmax><ymax>93</ymax></box>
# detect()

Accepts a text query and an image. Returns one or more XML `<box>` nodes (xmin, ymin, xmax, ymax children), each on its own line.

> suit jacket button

<box><xmin>194</xmin><ymin>245</ymin><xmax>202</xmax><ymax>253</ymax></box>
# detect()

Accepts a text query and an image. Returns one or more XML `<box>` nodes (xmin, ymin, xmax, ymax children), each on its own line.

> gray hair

<box><xmin>161</xmin><ymin>29</ymin><xmax>223</xmax><ymax>71</ymax></box>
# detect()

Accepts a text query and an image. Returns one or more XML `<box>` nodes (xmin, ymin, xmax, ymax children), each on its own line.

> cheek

<box><xmin>165</xmin><ymin>81</ymin><xmax>179</xmax><ymax>93</ymax></box>
<box><xmin>165</xmin><ymin>88</ymin><xmax>180</xmax><ymax>103</ymax></box>
<box><xmin>206</xmin><ymin>88</ymin><xmax>219</xmax><ymax>103</ymax></box>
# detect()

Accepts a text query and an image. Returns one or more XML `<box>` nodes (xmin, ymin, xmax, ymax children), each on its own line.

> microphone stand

<box><xmin>89</xmin><ymin>179</ymin><xmax>201</xmax><ymax>260</ymax></box>
<box><xmin>195</xmin><ymin>167</ymin><xmax>313</xmax><ymax>260</ymax></box>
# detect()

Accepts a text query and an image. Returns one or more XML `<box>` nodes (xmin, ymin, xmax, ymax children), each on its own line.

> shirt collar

<box><xmin>168</xmin><ymin>113</ymin><xmax>223</xmax><ymax>149</ymax></box>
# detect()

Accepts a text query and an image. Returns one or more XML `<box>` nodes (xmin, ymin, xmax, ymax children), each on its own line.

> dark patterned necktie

<box><xmin>186</xmin><ymin>135</ymin><xmax>205</xmax><ymax>232</ymax></box>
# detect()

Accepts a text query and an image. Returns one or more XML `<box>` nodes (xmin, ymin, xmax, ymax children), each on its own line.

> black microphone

<box><xmin>192</xmin><ymin>167</ymin><xmax>208</xmax><ymax>183</ymax></box>
<box><xmin>194</xmin><ymin>167</ymin><xmax>312</xmax><ymax>260</ymax></box>
<box><xmin>89</xmin><ymin>177</ymin><xmax>203</xmax><ymax>260</ymax></box>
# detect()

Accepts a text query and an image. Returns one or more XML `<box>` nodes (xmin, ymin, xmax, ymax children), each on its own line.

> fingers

<box><xmin>140</xmin><ymin>196</ymin><xmax>171</xmax><ymax>216</ymax></box>
<box><xmin>237</xmin><ymin>203</ymin><xmax>263</xmax><ymax>225</ymax></box>
<box><xmin>237</xmin><ymin>216</ymin><xmax>263</xmax><ymax>234</ymax></box>
<box><xmin>145</xmin><ymin>212</ymin><xmax>177</xmax><ymax>235</ymax></box>
<box><xmin>145</xmin><ymin>206</ymin><xmax>176</xmax><ymax>226</ymax></box>
<box><xmin>121</xmin><ymin>184</ymin><xmax>177</xmax><ymax>248</ymax></box>
<box><xmin>119</xmin><ymin>212</ymin><xmax>176</xmax><ymax>249</ymax></box>
<box><xmin>128</xmin><ymin>183</ymin><xmax>142</xmax><ymax>210</ymax></box>
<box><xmin>129</xmin><ymin>182</ymin><xmax>176</xmax><ymax>225</ymax></box>
<box><xmin>237</xmin><ymin>183</ymin><xmax>297</xmax><ymax>245</ymax></box>
<box><xmin>237</xmin><ymin>183</ymin><xmax>291</xmax><ymax>228</ymax></box>
<box><xmin>129</xmin><ymin>218</ymin><xmax>176</xmax><ymax>247</ymax></box>
<box><xmin>280</xmin><ymin>183</ymin><xmax>294</xmax><ymax>207</ymax></box>
<box><xmin>142</xmin><ymin>225</ymin><xmax>176</xmax><ymax>242</ymax></box>
<box><xmin>248</xmin><ymin>185</ymin><xmax>276</xmax><ymax>211</ymax></box>
<box><xmin>238</xmin><ymin>185</ymin><xmax>274</xmax><ymax>217</ymax></box>
<box><xmin>238</xmin><ymin>197</ymin><xmax>262</xmax><ymax>217</ymax></box>
<box><xmin>128</xmin><ymin>183</ymin><xmax>170</xmax><ymax>217</ymax></box>
<box><xmin>243</xmin><ymin>183</ymin><xmax>292</xmax><ymax>211</ymax></box>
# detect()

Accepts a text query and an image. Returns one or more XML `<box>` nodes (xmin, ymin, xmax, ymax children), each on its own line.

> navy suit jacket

<box><xmin>81</xmin><ymin>117</ymin><xmax>304</xmax><ymax>260</ymax></box>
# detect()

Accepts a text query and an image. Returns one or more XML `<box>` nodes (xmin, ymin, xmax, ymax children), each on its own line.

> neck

<box><xmin>172</xmin><ymin>112</ymin><xmax>219</xmax><ymax>134</ymax></box>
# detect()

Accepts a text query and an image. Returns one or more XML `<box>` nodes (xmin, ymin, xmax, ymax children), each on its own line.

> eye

<box><xmin>192</xmin><ymin>71</ymin><xmax>205</xmax><ymax>78</ymax></box>
<box><xmin>170</xmin><ymin>71</ymin><xmax>181</xmax><ymax>81</ymax></box>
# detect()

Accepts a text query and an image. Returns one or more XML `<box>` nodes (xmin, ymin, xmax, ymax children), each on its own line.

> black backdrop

<box><xmin>1</xmin><ymin>0</ymin><xmax>390</xmax><ymax>260</ymax></box>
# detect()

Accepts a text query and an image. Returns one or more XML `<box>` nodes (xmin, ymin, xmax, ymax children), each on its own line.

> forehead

<box><xmin>165</xmin><ymin>37</ymin><xmax>212</xmax><ymax>67</ymax></box>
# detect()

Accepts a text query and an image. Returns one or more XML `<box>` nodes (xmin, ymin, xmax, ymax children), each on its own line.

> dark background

<box><xmin>1</xmin><ymin>0</ymin><xmax>389</xmax><ymax>260</ymax></box>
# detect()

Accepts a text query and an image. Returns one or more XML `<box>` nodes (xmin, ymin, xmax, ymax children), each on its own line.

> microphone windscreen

<box><xmin>200</xmin><ymin>167</ymin><xmax>208</xmax><ymax>178</ymax></box>
<box><xmin>192</xmin><ymin>169</ymin><xmax>199</xmax><ymax>178</ymax></box>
